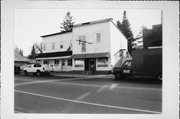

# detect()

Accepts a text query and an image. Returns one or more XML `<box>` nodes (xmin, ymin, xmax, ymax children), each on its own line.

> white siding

<box><xmin>110</xmin><ymin>21</ymin><xmax>128</xmax><ymax>66</ymax></box>
<box><xmin>42</xmin><ymin>32</ymin><xmax>72</xmax><ymax>53</ymax></box>
<box><xmin>72</xmin><ymin>22</ymin><xmax>111</xmax><ymax>54</ymax></box>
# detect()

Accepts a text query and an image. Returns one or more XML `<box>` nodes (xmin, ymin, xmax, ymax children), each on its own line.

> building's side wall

<box><xmin>110</xmin><ymin>22</ymin><xmax>128</xmax><ymax>67</ymax></box>
<box><xmin>41</xmin><ymin>32</ymin><xmax>72</xmax><ymax>53</ymax></box>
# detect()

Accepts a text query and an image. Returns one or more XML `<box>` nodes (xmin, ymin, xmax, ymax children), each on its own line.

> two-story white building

<box><xmin>36</xmin><ymin>30</ymin><xmax>73</xmax><ymax>72</ymax></box>
<box><xmin>36</xmin><ymin>18</ymin><xmax>128</xmax><ymax>74</ymax></box>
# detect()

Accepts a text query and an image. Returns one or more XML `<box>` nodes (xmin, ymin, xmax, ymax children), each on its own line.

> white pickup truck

<box><xmin>23</xmin><ymin>64</ymin><xmax>52</xmax><ymax>76</ymax></box>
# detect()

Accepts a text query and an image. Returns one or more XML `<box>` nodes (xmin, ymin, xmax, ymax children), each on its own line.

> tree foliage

<box><xmin>19</xmin><ymin>49</ymin><xmax>24</xmax><ymax>56</ymax></box>
<box><xmin>28</xmin><ymin>45</ymin><xmax>36</xmax><ymax>59</ymax></box>
<box><xmin>60</xmin><ymin>11</ymin><xmax>75</xmax><ymax>31</ymax></box>
<box><xmin>15</xmin><ymin>47</ymin><xmax>24</xmax><ymax>56</ymax></box>
<box><xmin>33</xmin><ymin>42</ymin><xmax>43</xmax><ymax>53</ymax></box>
<box><xmin>117</xmin><ymin>11</ymin><xmax>134</xmax><ymax>54</ymax></box>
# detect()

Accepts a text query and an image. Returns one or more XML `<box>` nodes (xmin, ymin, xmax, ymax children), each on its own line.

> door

<box><xmin>85</xmin><ymin>58</ymin><xmax>96</xmax><ymax>74</ymax></box>
<box><xmin>89</xmin><ymin>59</ymin><xmax>96</xmax><ymax>74</ymax></box>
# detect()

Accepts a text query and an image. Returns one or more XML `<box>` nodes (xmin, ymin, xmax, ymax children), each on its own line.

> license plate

<box><xmin>123</xmin><ymin>70</ymin><xmax>130</xmax><ymax>73</ymax></box>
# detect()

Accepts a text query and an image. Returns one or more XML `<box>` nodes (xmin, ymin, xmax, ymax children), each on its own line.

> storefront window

<box><xmin>74</xmin><ymin>58</ymin><xmax>83</xmax><ymax>67</ymax></box>
<box><xmin>97</xmin><ymin>57</ymin><xmax>108</xmax><ymax>67</ymax></box>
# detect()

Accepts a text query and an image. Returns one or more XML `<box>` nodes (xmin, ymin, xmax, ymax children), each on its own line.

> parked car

<box><xmin>14</xmin><ymin>65</ymin><xmax>21</xmax><ymax>74</ymax></box>
<box><xmin>23</xmin><ymin>64</ymin><xmax>51</xmax><ymax>76</ymax></box>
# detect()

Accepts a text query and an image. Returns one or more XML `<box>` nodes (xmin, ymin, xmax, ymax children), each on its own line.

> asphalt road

<box><xmin>14</xmin><ymin>74</ymin><xmax>162</xmax><ymax>114</ymax></box>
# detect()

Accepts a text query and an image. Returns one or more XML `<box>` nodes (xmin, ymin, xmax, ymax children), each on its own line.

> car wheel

<box><xmin>157</xmin><ymin>73</ymin><xmax>162</xmax><ymax>80</ymax></box>
<box><xmin>36</xmin><ymin>70</ymin><xmax>41</xmax><ymax>76</ymax></box>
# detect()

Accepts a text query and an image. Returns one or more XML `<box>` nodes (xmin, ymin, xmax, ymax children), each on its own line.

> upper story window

<box><xmin>79</xmin><ymin>35</ymin><xmax>86</xmax><ymax>52</ymax></box>
<box><xmin>52</xmin><ymin>42</ymin><xmax>55</xmax><ymax>50</ymax></box>
<box><xmin>96</xmin><ymin>33</ymin><xmax>101</xmax><ymax>43</ymax></box>
<box><xmin>60</xmin><ymin>41</ymin><xmax>63</xmax><ymax>49</ymax></box>
<box><xmin>42</xmin><ymin>43</ymin><xmax>46</xmax><ymax>50</ymax></box>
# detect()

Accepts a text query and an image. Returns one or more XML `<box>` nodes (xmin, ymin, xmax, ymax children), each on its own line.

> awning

<box><xmin>72</xmin><ymin>52</ymin><xmax>110</xmax><ymax>58</ymax></box>
<box><xmin>36</xmin><ymin>51</ymin><xmax>72</xmax><ymax>59</ymax></box>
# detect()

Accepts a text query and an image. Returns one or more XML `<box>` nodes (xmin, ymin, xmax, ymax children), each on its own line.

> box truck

<box><xmin>112</xmin><ymin>48</ymin><xmax>162</xmax><ymax>80</ymax></box>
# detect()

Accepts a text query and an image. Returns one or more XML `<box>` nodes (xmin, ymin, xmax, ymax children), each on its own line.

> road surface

<box><xmin>15</xmin><ymin>74</ymin><xmax>162</xmax><ymax>114</ymax></box>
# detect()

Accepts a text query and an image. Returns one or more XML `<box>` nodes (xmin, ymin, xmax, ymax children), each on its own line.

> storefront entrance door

<box><xmin>85</xmin><ymin>58</ymin><xmax>96</xmax><ymax>74</ymax></box>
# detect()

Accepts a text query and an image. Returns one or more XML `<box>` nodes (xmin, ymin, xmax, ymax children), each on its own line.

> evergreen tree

<box><xmin>117</xmin><ymin>11</ymin><xmax>134</xmax><ymax>54</ymax></box>
<box><xmin>28</xmin><ymin>45</ymin><xmax>36</xmax><ymax>59</ymax></box>
<box><xmin>60</xmin><ymin>11</ymin><xmax>75</xmax><ymax>31</ymax></box>
<box><xmin>19</xmin><ymin>49</ymin><xmax>23</xmax><ymax>56</ymax></box>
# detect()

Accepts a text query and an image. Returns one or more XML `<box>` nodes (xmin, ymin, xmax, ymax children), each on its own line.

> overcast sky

<box><xmin>14</xmin><ymin>9</ymin><xmax>161</xmax><ymax>56</ymax></box>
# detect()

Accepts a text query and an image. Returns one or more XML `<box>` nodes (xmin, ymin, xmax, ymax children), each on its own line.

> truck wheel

<box><xmin>36</xmin><ymin>70</ymin><xmax>41</xmax><ymax>76</ymax></box>
<box><xmin>157</xmin><ymin>73</ymin><xmax>162</xmax><ymax>80</ymax></box>
<box><xmin>24</xmin><ymin>70</ymin><xmax>28</xmax><ymax>75</ymax></box>
<box><xmin>114</xmin><ymin>73</ymin><xmax>122</xmax><ymax>80</ymax></box>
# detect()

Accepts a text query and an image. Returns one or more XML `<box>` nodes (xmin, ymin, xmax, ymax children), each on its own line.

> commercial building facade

<box><xmin>36</xmin><ymin>18</ymin><xmax>128</xmax><ymax>74</ymax></box>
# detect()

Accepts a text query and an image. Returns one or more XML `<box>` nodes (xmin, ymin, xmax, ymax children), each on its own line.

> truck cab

<box><xmin>113</xmin><ymin>59</ymin><xmax>133</xmax><ymax>79</ymax></box>
<box><xmin>112</xmin><ymin>48</ymin><xmax>162</xmax><ymax>80</ymax></box>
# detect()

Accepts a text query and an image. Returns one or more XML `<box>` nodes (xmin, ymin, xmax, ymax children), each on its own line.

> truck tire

<box><xmin>36</xmin><ymin>70</ymin><xmax>41</xmax><ymax>76</ymax></box>
<box><xmin>114</xmin><ymin>73</ymin><xmax>122</xmax><ymax>80</ymax></box>
<box><xmin>156</xmin><ymin>73</ymin><xmax>162</xmax><ymax>80</ymax></box>
<box><xmin>24</xmin><ymin>70</ymin><xmax>28</xmax><ymax>75</ymax></box>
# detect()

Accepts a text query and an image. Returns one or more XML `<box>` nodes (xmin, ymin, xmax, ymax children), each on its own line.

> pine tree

<box><xmin>117</xmin><ymin>11</ymin><xmax>134</xmax><ymax>54</ymax></box>
<box><xmin>60</xmin><ymin>11</ymin><xmax>75</xmax><ymax>32</ymax></box>
<box><xmin>28</xmin><ymin>45</ymin><xmax>36</xmax><ymax>59</ymax></box>
<box><xmin>19</xmin><ymin>49</ymin><xmax>23</xmax><ymax>56</ymax></box>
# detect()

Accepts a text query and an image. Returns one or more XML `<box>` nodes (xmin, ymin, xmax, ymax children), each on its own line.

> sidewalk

<box><xmin>50</xmin><ymin>72</ymin><xmax>114</xmax><ymax>78</ymax></box>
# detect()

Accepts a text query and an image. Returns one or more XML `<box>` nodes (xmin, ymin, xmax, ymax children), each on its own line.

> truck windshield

<box><xmin>123</xmin><ymin>61</ymin><xmax>131</xmax><ymax>69</ymax></box>
<box><xmin>34</xmin><ymin>64</ymin><xmax>42</xmax><ymax>67</ymax></box>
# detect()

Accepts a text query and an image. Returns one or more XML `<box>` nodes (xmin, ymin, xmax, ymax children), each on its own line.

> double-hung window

<box><xmin>60</xmin><ymin>41</ymin><xmax>63</xmax><ymax>49</ymax></box>
<box><xmin>42</xmin><ymin>43</ymin><xmax>46</xmax><ymax>50</ymax></box>
<box><xmin>52</xmin><ymin>42</ymin><xmax>55</xmax><ymax>50</ymax></box>
<box><xmin>96</xmin><ymin>33</ymin><xmax>101</xmax><ymax>43</ymax></box>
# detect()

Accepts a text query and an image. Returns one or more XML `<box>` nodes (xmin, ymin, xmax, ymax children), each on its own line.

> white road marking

<box><xmin>49</xmin><ymin>81</ymin><xmax>161</xmax><ymax>91</ymax></box>
<box><xmin>109</xmin><ymin>84</ymin><xmax>118</xmax><ymax>90</ymax></box>
<box><xmin>97</xmin><ymin>85</ymin><xmax>108</xmax><ymax>92</ymax></box>
<box><xmin>15</xmin><ymin>90</ymin><xmax>161</xmax><ymax>114</ymax></box>
<box><xmin>15</xmin><ymin>80</ymin><xmax>60</xmax><ymax>86</ymax></box>
<box><xmin>76</xmin><ymin>91</ymin><xmax>92</xmax><ymax>101</ymax></box>
<box><xmin>15</xmin><ymin>75</ymin><xmax>105</xmax><ymax>86</ymax></box>
<box><xmin>16</xmin><ymin>78</ymin><xmax>161</xmax><ymax>91</ymax></box>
